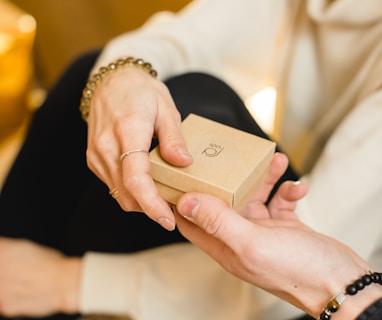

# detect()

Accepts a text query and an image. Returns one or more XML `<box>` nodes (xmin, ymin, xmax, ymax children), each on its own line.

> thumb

<box><xmin>176</xmin><ymin>192</ymin><xmax>255</xmax><ymax>250</ymax></box>
<box><xmin>156</xmin><ymin>116</ymin><xmax>193</xmax><ymax>167</ymax></box>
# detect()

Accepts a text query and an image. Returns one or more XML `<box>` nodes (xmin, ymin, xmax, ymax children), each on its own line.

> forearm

<box><xmin>79</xmin><ymin>244</ymin><xmax>270</xmax><ymax>319</ymax></box>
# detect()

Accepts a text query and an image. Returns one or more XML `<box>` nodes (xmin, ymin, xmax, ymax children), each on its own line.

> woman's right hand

<box><xmin>86</xmin><ymin>66</ymin><xmax>193</xmax><ymax>231</ymax></box>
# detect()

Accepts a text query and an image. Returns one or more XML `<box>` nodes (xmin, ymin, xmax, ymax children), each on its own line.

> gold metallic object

<box><xmin>79</xmin><ymin>57</ymin><xmax>157</xmax><ymax>122</ymax></box>
<box><xmin>109</xmin><ymin>188</ymin><xmax>119</xmax><ymax>199</ymax></box>
<box><xmin>120</xmin><ymin>149</ymin><xmax>149</xmax><ymax>161</ymax></box>
<box><xmin>0</xmin><ymin>0</ymin><xmax>37</xmax><ymax>136</ymax></box>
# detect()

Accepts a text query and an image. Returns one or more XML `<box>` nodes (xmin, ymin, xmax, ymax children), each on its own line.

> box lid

<box><xmin>149</xmin><ymin>114</ymin><xmax>275</xmax><ymax>209</ymax></box>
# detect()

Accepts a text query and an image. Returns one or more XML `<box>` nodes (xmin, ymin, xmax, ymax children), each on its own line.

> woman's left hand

<box><xmin>175</xmin><ymin>153</ymin><xmax>369</xmax><ymax>317</ymax></box>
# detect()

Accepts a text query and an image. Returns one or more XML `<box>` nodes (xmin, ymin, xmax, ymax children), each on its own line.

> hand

<box><xmin>0</xmin><ymin>237</ymin><xmax>81</xmax><ymax>317</ymax></box>
<box><xmin>86</xmin><ymin>67</ymin><xmax>193</xmax><ymax>231</ymax></box>
<box><xmin>175</xmin><ymin>153</ymin><xmax>370</xmax><ymax>317</ymax></box>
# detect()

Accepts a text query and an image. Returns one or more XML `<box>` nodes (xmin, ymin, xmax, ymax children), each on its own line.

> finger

<box><xmin>240</xmin><ymin>153</ymin><xmax>289</xmax><ymax>219</ymax></box>
<box><xmin>120</xmin><ymin>152</ymin><xmax>176</xmax><ymax>231</ymax></box>
<box><xmin>251</xmin><ymin>153</ymin><xmax>289</xmax><ymax>203</ymax></box>
<box><xmin>86</xmin><ymin>71</ymin><xmax>177</xmax><ymax>229</ymax></box>
<box><xmin>86</xmin><ymin>129</ymin><xmax>121</xmax><ymax>193</ymax></box>
<box><xmin>268</xmin><ymin>180</ymin><xmax>309</xmax><ymax>220</ymax></box>
<box><xmin>174</xmin><ymin>211</ymin><xmax>230</xmax><ymax>263</ymax></box>
<box><xmin>86</xmin><ymin>150</ymin><xmax>114</xmax><ymax>190</ymax></box>
<box><xmin>176</xmin><ymin>192</ymin><xmax>257</xmax><ymax>254</ymax></box>
<box><xmin>116</xmin><ymin>116</ymin><xmax>176</xmax><ymax>230</ymax></box>
<box><xmin>85</xmin><ymin>93</ymin><xmax>127</xmax><ymax>196</ymax></box>
<box><xmin>155</xmin><ymin>93</ymin><xmax>193</xmax><ymax>167</ymax></box>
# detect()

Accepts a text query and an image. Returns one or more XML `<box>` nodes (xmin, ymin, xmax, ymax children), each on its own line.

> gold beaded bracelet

<box><xmin>79</xmin><ymin>57</ymin><xmax>158</xmax><ymax>122</ymax></box>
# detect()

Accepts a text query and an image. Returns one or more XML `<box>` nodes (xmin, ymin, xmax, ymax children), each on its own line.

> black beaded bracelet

<box><xmin>318</xmin><ymin>272</ymin><xmax>382</xmax><ymax>320</ymax></box>
<box><xmin>79</xmin><ymin>57</ymin><xmax>158</xmax><ymax>122</ymax></box>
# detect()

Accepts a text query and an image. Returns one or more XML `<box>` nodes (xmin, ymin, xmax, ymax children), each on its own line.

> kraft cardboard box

<box><xmin>149</xmin><ymin>114</ymin><xmax>276</xmax><ymax>210</ymax></box>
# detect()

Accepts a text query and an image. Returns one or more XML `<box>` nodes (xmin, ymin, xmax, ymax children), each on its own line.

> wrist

<box><xmin>80</xmin><ymin>56</ymin><xmax>157</xmax><ymax>122</ymax></box>
<box><xmin>332</xmin><ymin>284</ymin><xmax>382</xmax><ymax>319</ymax></box>
<box><xmin>58</xmin><ymin>257</ymin><xmax>82</xmax><ymax>314</ymax></box>
<box><xmin>316</xmin><ymin>272</ymin><xmax>382</xmax><ymax>320</ymax></box>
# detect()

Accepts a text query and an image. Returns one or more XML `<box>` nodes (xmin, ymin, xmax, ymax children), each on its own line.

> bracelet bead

<box><xmin>79</xmin><ymin>57</ymin><xmax>158</xmax><ymax>122</ymax></box>
<box><xmin>318</xmin><ymin>272</ymin><xmax>382</xmax><ymax>320</ymax></box>
<box><xmin>327</xmin><ymin>299</ymin><xmax>340</xmax><ymax>313</ymax></box>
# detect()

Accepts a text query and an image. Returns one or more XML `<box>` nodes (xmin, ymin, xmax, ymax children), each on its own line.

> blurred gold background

<box><xmin>0</xmin><ymin>0</ymin><xmax>190</xmax><ymax>186</ymax></box>
<box><xmin>10</xmin><ymin>0</ymin><xmax>191</xmax><ymax>89</ymax></box>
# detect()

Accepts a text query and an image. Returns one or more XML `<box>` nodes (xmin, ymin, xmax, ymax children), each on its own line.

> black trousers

<box><xmin>0</xmin><ymin>50</ymin><xmax>304</xmax><ymax>320</ymax></box>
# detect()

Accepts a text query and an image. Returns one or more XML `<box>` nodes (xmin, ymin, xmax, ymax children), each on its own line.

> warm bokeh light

<box><xmin>18</xmin><ymin>14</ymin><xmax>36</xmax><ymax>34</ymax></box>
<box><xmin>246</xmin><ymin>86</ymin><xmax>277</xmax><ymax>135</ymax></box>
<box><xmin>0</xmin><ymin>33</ymin><xmax>12</xmax><ymax>53</ymax></box>
<box><xmin>0</xmin><ymin>2</ymin><xmax>37</xmax><ymax>133</ymax></box>
<box><xmin>0</xmin><ymin>13</ymin><xmax>36</xmax><ymax>54</ymax></box>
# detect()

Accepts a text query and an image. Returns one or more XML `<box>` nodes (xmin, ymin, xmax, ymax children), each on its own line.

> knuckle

<box><xmin>165</xmin><ymin>132</ymin><xmax>183</xmax><ymax>146</ymax></box>
<box><xmin>94</xmin><ymin>135</ymin><xmax>115</xmax><ymax>154</ymax></box>
<box><xmin>119</xmin><ymin>199</ymin><xmax>141</xmax><ymax>213</ymax></box>
<box><xmin>85</xmin><ymin>148</ymin><xmax>96</xmax><ymax>168</ymax></box>
<box><xmin>123</xmin><ymin>174</ymin><xmax>145</xmax><ymax>190</ymax></box>
<box><xmin>113</xmin><ymin>118</ymin><xmax>130</xmax><ymax>135</ymax></box>
<box><xmin>115</xmin><ymin>117</ymin><xmax>151</xmax><ymax>135</ymax></box>
<box><xmin>202</xmin><ymin>211</ymin><xmax>225</xmax><ymax>236</ymax></box>
<box><xmin>87</xmin><ymin>135</ymin><xmax>115</xmax><ymax>162</ymax></box>
<box><xmin>170</xmin><ymin>108</ymin><xmax>182</xmax><ymax>122</ymax></box>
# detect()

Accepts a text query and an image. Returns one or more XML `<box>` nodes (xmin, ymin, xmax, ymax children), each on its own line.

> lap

<box><xmin>0</xmin><ymin>51</ymin><xmax>297</xmax><ymax>255</ymax></box>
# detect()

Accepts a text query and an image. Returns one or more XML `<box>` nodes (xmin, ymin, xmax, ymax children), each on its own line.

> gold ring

<box><xmin>109</xmin><ymin>188</ymin><xmax>119</xmax><ymax>199</ymax></box>
<box><xmin>120</xmin><ymin>149</ymin><xmax>149</xmax><ymax>161</ymax></box>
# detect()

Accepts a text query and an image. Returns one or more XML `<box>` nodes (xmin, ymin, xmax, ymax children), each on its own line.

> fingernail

<box><xmin>180</xmin><ymin>197</ymin><xmax>200</xmax><ymax>220</ymax></box>
<box><xmin>157</xmin><ymin>216</ymin><xmax>176</xmax><ymax>231</ymax></box>
<box><xmin>293</xmin><ymin>180</ymin><xmax>301</xmax><ymax>185</ymax></box>
<box><xmin>177</xmin><ymin>146</ymin><xmax>193</xmax><ymax>161</ymax></box>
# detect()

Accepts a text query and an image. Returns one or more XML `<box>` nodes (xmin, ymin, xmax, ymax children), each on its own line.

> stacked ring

<box><xmin>109</xmin><ymin>188</ymin><xmax>119</xmax><ymax>199</ymax></box>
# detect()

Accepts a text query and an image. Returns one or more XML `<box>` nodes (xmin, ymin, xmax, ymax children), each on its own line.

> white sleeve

<box><xmin>297</xmin><ymin>90</ymin><xmax>382</xmax><ymax>261</ymax></box>
<box><xmin>79</xmin><ymin>243</ymin><xmax>275</xmax><ymax>319</ymax></box>
<box><xmin>91</xmin><ymin>0</ymin><xmax>287</xmax><ymax>98</ymax></box>
<box><xmin>79</xmin><ymin>2</ymin><xmax>291</xmax><ymax>318</ymax></box>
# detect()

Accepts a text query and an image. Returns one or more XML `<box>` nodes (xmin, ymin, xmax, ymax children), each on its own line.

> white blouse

<box><xmin>81</xmin><ymin>0</ymin><xmax>382</xmax><ymax>318</ymax></box>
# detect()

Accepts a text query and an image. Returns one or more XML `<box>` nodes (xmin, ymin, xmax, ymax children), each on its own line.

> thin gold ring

<box><xmin>120</xmin><ymin>149</ymin><xmax>149</xmax><ymax>161</ymax></box>
<box><xmin>109</xmin><ymin>188</ymin><xmax>119</xmax><ymax>199</ymax></box>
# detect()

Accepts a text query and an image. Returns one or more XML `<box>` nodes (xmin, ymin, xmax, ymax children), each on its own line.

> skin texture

<box><xmin>86</xmin><ymin>68</ymin><xmax>193</xmax><ymax>231</ymax></box>
<box><xmin>82</xmin><ymin>60</ymin><xmax>381</xmax><ymax>319</ymax></box>
<box><xmin>0</xmin><ymin>237</ymin><xmax>81</xmax><ymax>317</ymax></box>
<box><xmin>175</xmin><ymin>153</ymin><xmax>376</xmax><ymax>318</ymax></box>
<box><xmin>1</xmin><ymin>66</ymin><xmax>380</xmax><ymax>318</ymax></box>
<box><xmin>0</xmin><ymin>149</ymin><xmax>379</xmax><ymax>318</ymax></box>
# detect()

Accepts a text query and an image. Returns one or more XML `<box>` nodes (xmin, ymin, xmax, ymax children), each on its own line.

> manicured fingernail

<box><xmin>293</xmin><ymin>180</ymin><xmax>301</xmax><ymax>185</ymax></box>
<box><xmin>181</xmin><ymin>197</ymin><xmax>200</xmax><ymax>220</ymax></box>
<box><xmin>157</xmin><ymin>217</ymin><xmax>176</xmax><ymax>231</ymax></box>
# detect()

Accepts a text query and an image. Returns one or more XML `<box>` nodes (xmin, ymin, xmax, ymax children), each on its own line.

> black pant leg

<box><xmin>57</xmin><ymin>72</ymin><xmax>300</xmax><ymax>257</ymax></box>
<box><xmin>0</xmin><ymin>68</ymin><xmax>298</xmax><ymax>254</ymax></box>
<box><xmin>0</xmin><ymin>60</ymin><xmax>300</xmax><ymax>320</ymax></box>
<box><xmin>165</xmin><ymin>72</ymin><xmax>299</xmax><ymax>197</ymax></box>
<box><xmin>165</xmin><ymin>71</ymin><xmax>306</xmax><ymax>320</ymax></box>
<box><xmin>0</xmin><ymin>50</ymin><xmax>103</xmax><ymax>320</ymax></box>
<box><xmin>0</xmin><ymin>49</ymin><xmax>188</xmax><ymax>256</ymax></box>
<box><xmin>0</xmin><ymin>50</ymin><xmax>100</xmax><ymax>247</ymax></box>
